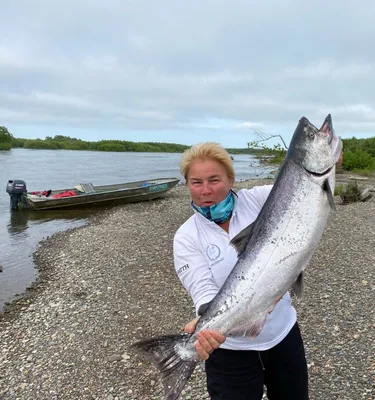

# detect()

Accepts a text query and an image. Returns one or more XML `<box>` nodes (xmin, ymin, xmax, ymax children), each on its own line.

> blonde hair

<box><xmin>180</xmin><ymin>142</ymin><xmax>235</xmax><ymax>182</ymax></box>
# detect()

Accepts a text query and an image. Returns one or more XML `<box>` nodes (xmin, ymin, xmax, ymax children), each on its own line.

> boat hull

<box><xmin>21</xmin><ymin>178</ymin><xmax>180</xmax><ymax>211</ymax></box>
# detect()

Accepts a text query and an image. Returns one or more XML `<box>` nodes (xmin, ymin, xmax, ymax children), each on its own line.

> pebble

<box><xmin>108</xmin><ymin>354</ymin><xmax>123</xmax><ymax>362</ymax></box>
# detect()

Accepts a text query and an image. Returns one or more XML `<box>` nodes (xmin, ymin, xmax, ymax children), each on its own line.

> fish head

<box><xmin>287</xmin><ymin>114</ymin><xmax>343</xmax><ymax>175</ymax></box>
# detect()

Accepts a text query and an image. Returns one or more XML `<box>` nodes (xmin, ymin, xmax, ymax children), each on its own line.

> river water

<box><xmin>0</xmin><ymin>148</ymin><xmax>275</xmax><ymax>309</ymax></box>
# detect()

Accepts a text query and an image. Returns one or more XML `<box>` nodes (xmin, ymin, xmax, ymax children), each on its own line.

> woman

<box><xmin>173</xmin><ymin>142</ymin><xmax>308</xmax><ymax>400</ymax></box>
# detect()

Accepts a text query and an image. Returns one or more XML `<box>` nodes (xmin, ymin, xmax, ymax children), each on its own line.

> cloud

<box><xmin>235</xmin><ymin>122</ymin><xmax>266</xmax><ymax>131</ymax></box>
<box><xmin>283</xmin><ymin>61</ymin><xmax>373</xmax><ymax>80</ymax></box>
<box><xmin>0</xmin><ymin>0</ymin><xmax>375</xmax><ymax>146</ymax></box>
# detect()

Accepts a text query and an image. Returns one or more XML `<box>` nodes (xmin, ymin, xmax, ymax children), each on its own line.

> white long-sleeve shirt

<box><xmin>173</xmin><ymin>185</ymin><xmax>297</xmax><ymax>351</ymax></box>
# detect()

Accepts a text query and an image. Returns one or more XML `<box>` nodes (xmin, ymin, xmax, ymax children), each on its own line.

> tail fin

<box><xmin>130</xmin><ymin>333</ymin><xmax>198</xmax><ymax>400</ymax></box>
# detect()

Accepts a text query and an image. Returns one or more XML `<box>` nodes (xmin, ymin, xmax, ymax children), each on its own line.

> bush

<box><xmin>0</xmin><ymin>142</ymin><xmax>12</xmax><ymax>150</ymax></box>
<box><xmin>24</xmin><ymin>139</ymin><xmax>62</xmax><ymax>149</ymax></box>
<box><xmin>0</xmin><ymin>126</ymin><xmax>13</xmax><ymax>149</ymax></box>
<box><xmin>334</xmin><ymin>184</ymin><xmax>344</xmax><ymax>196</ymax></box>
<box><xmin>11</xmin><ymin>138</ymin><xmax>25</xmax><ymax>148</ymax></box>
<box><xmin>96</xmin><ymin>142</ymin><xmax>126</xmax><ymax>152</ymax></box>
<box><xmin>340</xmin><ymin>181</ymin><xmax>363</xmax><ymax>204</ymax></box>
<box><xmin>342</xmin><ymin>149</ymin><xmax>375</xmax><ymax>171</ymax></box>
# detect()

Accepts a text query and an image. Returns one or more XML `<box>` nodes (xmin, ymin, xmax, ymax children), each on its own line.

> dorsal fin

<box><xmin>229</xmin><ymin>222</ymin><xmax>256</xmax><ymax>256</ymax></box>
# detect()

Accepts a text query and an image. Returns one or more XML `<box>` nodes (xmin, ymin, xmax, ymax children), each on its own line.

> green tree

<box><xmin>0</xmin><ymin>126</ymin><xmax>13</xmax><ymax>150</ymax></box>
<box><xmin>341</xmin><ymin>149</ymin><xmax>375</xmax><ymax>172</ymax></box>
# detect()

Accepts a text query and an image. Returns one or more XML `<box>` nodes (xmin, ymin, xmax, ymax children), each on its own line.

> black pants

<box><xmin>205</xmin><ymin>322</ymin><xmax>308</xmax><ymax>400</ymax></box>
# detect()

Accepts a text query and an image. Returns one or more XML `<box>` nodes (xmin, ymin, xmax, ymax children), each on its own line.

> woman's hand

<box><xmin>184</xmin><ymin>317</ymin><xmax>226</xmax><ymax>360</ymax></box>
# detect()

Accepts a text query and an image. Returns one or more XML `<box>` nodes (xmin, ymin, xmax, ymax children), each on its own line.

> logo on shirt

<box><xmin>177</xmin><ymin>264</ymin><xmax>189</xmax><ymax>275</ymax></box>
<box><xmin>206</xmin><ymin>244</ymin><xmax>221</xmax><ymax>261</ymax></box>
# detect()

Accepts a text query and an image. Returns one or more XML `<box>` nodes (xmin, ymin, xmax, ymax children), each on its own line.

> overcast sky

<box><xmin>1</xmin><ymin>0</ymin><xmax>375</xmax><ymax>148</ymax></box>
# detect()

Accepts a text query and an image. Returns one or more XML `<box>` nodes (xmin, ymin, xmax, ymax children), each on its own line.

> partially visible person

<box><xmin>173</xmin><ymin>142</ymin><xmax>309</xmax><ymax>400</ymax></box>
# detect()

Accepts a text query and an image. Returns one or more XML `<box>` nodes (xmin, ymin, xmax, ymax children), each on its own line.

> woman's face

<box><xmin>187</xmin><ymin>159</ymin><xmax>233</xmax><ymax>207</ymax></box>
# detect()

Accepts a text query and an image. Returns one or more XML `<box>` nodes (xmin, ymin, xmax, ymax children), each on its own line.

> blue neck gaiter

<box><xmin>192</xmin><ymin>190</ymin><xmax>236</xmax><ymax>224</ymax></box>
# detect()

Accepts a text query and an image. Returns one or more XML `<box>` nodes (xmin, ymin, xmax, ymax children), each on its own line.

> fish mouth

<box><xmin>303</xmin><ymin>165</ymin><xmax>333</xmax><ymax>177</ymax></box>
<box><xmin>318</xmin><ymin>114</ymin><xmax>334</xmax><ymax>144</ymax></box>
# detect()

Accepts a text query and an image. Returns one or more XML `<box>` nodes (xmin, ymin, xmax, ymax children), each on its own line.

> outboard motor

<box><xmin>6</xmin><ymin>180</ymin><xmax>27</xmax><ymax>210</ymax></box>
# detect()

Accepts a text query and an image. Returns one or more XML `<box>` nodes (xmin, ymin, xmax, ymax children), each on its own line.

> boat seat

<box><xmin>75</xmin><ymin>182</ymin><xmax>95</xmax><ymax>193</ymax></box>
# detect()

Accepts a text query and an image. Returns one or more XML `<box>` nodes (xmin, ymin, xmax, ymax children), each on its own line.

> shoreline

<box><xmin>0</xmin><ymin>179</ymin><xmax>374</xmax><ymax>399</ymax></box>
<box><xmin>0</xmin><ymin>179</ymin><xmax>274</xmax><ymax>322</ymax></box>
<box><xmin>0</xmin><ymin>211</ymin><xmax>107</xmax><ymax>322</ymax></box>
<box><xmin>1</xmin><ymin>170</ymin><xmax>373</xmax><ymax>321</ymax></box>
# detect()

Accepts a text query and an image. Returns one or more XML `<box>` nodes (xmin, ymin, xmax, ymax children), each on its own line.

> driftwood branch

<box><xmin>247</xmin><ymin>129</ymin><xmax>288</xmax><ymax>150</ymax></box>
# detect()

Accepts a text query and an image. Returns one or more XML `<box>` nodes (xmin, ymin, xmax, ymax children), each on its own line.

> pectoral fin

<box><xmin>197</xmin><ymin>301</ymin><xmax>213</xmax><ymax>316</ymax></box>
<box><xmin>323</xmin><ymin>179</ymin><xmax>336</xmax><ymax>211</ymax></box>
<box><xmin>291</xmin><ymin>271</ymin><xmax>304</xmax><ymax>299</ymax></box>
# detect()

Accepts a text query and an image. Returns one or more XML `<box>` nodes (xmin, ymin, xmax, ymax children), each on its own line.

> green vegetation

<box><xmin>0</xmin><ymin>126</ymin><xmax>13</xmax><ymax>150</ymax></box>
<box><xmin>10</xmin><ymin>135</ymin><xmax>190</xmax><ymax>153</ymax></box>
<box><xmin>260</xmin><ymin>144</ymin><xmax>287</xmax><ymax>164</ymax></box>
<box><xmin>2</xmin><ymin>124</ymin><xmax>375</xmax><ymax>175</ymax></box>
<box><xmin>339</xmin><ymin>137</ymin><xmax>375</xmax><ymax>173</ymax></box>
<box><xmin>334</xmin><ymin>183</ymin><xmax>344</xmax><ymax>197</ymax></box>
<box><xmin>247</xmin><ymin>141</ymin><xmax>287</xmax><ymax>164</ymax></box>
<box><xmin>334</xmin><ymin>181</ymin><xmax>369</xmax><ymax>204</ymax></box>
<box><xmin>339</xmin><ymin>181</ymin><xmax>364</xmax><ymax>204</ymax></box>
<box><xmin>226</xmin><ymin>147</ymin><xmax>263</xmax><ymax>155</ymax></box>
<box><xmin>248</xmin><ymin>135</ymin><xmax>375</xmax><ymax>174</ymax></box>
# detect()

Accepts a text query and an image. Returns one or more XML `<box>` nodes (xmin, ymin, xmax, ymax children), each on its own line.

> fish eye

<box><xmin>307</xmin><ymin>131</ymin><xmax>315</xmax><ymax>140</ymax></box>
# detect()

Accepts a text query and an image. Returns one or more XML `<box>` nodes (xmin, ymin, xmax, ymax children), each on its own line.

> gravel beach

<box><xmin>0</xmin><ymin>178</ymin><xmax>374</xmax><ymax>400</ymax></box>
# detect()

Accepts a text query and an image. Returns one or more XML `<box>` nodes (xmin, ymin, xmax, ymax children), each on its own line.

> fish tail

<box><xmin>131</xmin><ymin>333</ymin><xmax>198</xmax><ymax>400</ymax></box>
